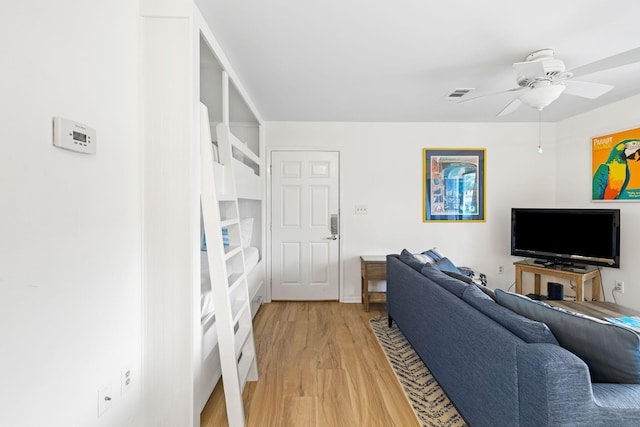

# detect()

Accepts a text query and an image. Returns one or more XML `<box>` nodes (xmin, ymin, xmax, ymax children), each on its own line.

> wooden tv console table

<box><xmin>514</xmin><ymin>261</ymin><xmax>602</xmax><ymax>302</ymax></box>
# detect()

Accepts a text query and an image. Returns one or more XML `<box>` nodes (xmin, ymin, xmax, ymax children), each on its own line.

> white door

<box><xmin>271</xmin><ymin>151</ymin><xmax>340</xmax><ymax>300</ymax></box>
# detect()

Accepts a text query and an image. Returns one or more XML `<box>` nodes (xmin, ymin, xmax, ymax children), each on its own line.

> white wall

<box><xmin>556</xmin><ymin>94</ymin><xmax>640</xmax><ymax>311</ymax></box>
<box><xmin>265</xmin><ymin>121</ymin><xmax>557</xmax><ymax>301</ymax></box>
<box><xmin>0</xmin><ymin>2</ymin><xmax>141</xmax><ymax>426</ymax></box>
<box><xmin>139</xmin><ymin>7</ymin><xmax>196</xmax><ymax>426</ymax></box>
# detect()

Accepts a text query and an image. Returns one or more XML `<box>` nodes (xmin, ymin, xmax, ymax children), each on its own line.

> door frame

<box><xmin>266</xmin><ymin>147</ymin><xmax>344</xmax><ymax>303</ymax></box>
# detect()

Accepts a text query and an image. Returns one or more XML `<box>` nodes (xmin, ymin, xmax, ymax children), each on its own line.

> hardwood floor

<box><xmin>200</xmin><ymin>301</ymin><xmax>420</xmax><ymax>427</ymax></box>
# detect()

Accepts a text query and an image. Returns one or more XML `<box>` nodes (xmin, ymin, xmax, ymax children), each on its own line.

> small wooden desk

<box><xmin>361</xmin><ymin>255</ymin><xmax>387</xmax><ymax>312</ymax></box>
<box><xmin>514</xmin><ymin>261</ymin><xmax>601</xmax><ymax>302</ymax></box>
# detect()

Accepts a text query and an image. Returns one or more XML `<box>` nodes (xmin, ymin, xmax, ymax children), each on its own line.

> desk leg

<box><xmin>515</xmin><ymin>266</ymin><xmax>523</xmax><ymax>295</ymax></box>
<box><xmin>362</xmin><ymin>272</ymin><xmax>369</xmax><ymax>312</ymax></box>
<box><xmin>576</xmin><ymin>278</ymin><xmax>583</xmax><ymax>302</ymax></box>
<box><xmin>593</xmin><ymin>276</ymin><xmax>601</xmax><ymax>301</ymax></box>
<box><xmin>534</xmin><ymin>274</ymin><xmax>541</xmax><ymax>296</ymax></box>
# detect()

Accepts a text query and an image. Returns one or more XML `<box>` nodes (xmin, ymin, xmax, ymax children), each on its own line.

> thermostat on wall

<box><xmin>53</xmin><ymin>117</ymin><xmax>96</xmax><ymax>154</ymax></box>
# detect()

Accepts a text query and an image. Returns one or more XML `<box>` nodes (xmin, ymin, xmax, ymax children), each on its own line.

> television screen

<box><xmin>511</xmin><ymin>208</ymin><xmax>620</xmax><ymax>268</ymax></box>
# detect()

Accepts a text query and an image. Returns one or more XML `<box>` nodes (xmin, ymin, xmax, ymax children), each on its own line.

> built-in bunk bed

<box><xmin>195</xmin><ymin>31</ymin><xmax>265</xmax><ymax>414</ymax></box>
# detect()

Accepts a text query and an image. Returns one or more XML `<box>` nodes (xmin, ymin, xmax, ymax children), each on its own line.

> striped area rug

<box><xmin>370</xmin><ymin>317</ymin><xmax>467</xmax><ymax>427</ymax></box>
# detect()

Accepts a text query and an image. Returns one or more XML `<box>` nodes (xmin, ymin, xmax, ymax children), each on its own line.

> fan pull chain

<box><xmin>538</xmin><ymin>109</ymin><xmax>543</xmax><ymax>154</ymax></box>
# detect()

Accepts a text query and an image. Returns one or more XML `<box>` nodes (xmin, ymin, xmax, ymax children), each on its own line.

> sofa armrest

<box><xmin>517</xmin><ymin>343</ymin><xmax>594</xmax><ymax>427</ymax></box>
<box><xmin>518</xmin><ymin>343</ymin><xmax>640</xmax><ymax>426</ymax></box>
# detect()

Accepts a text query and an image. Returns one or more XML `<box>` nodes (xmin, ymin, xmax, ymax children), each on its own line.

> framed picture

<box><xmin>592</xmin><ymin>127</ymin><xmax>640</xmax><ymax>201</ymax></box>
<box><xmin>423</xmin><ymin>148</ymin><xmax>486</xmax><ymax>222</ymax></box>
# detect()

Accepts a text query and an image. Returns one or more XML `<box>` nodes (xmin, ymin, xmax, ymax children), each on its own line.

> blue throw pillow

<box><xmin>495</xmin><ymin>289</ymin><xmax>640</xmax><ymax>383</ymax></box>
<box><xmin>432</xmin><ymin>257</ymin><xmax>462</xmax><ymax>275</ymax></box>
<box><xmin>421</xmin><ymin>248</ymin><xmax>444</xmax><ymax>264</ymax></box>
<box><xmin>399</xmin><ymin>249</ymin><xmax>426</xmax><ymax>271</ymax></box>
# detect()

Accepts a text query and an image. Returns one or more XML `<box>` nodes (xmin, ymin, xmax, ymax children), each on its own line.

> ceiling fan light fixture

<box><xmin>519</xmin><ymin>83</ymin><xmax>566</xmax><ymax>111</ymax></box>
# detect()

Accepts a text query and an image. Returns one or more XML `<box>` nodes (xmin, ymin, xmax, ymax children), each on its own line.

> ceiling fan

<box><xmin>459</xmin><ymin>47</ymin><xmax>640</xmax><ymax>116</ymax></box>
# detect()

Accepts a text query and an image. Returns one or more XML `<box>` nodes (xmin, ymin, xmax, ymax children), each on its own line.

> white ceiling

<box><xmin>196</xmin><ymin>0</ymin><xmax>640</xmax><ymax>123</ymax></box>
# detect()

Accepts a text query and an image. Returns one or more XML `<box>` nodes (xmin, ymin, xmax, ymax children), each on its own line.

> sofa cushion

<box><xmin>495</xmin><ymin>289</ymin><xmax>640</xmax><ymax>383</ymax></box>
<box><xmin>474</xmin><ymin>283</ymin><xmax>497</xmax><ymax>301</ymax></box>
<box><xmin>463</xmin><ymin>285</ymin><xmax>558</xmax><ymax>344</ymax></box>
<box><xmin>443</xmin><ymin>270</ymin><xmax>474</xmax><ymax>284</ymax></box>
<box><xmin>420</xmin><ymin>264</ymin><xmax>469</xmax><ymax>297</ymax></box>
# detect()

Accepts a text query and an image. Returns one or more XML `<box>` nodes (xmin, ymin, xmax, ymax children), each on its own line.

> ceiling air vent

<box><xmin>447</xmin><ymin>88</ymin><xmax>474</xmax><ymax>101</ymax></box>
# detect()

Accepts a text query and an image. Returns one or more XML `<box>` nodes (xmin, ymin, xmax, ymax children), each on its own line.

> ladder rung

<box><xmin>228</xmin><ymin>273</ymin><xmax>244</xmax><ymax>290</ymax></box>
<box><xmin>232</xmin><ymin>301</ymin><xmax>250</xmax><ymax>326</ymax></box>
<box><xmin>234</xmin><ymin>326</ymin><xmax>252</xmax><ymax>358</ymax></box>
<box><xmin>224</xmin><ymin>246</ymin><xmax>242</xmax><ymax>260</ymax></box>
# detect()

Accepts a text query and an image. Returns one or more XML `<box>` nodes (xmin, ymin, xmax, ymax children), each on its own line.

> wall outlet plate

<box><xmin>355</xmin><ymin>205</ymin><xmax>368</xmax><ymax>215</ymax></box>
<box><xmin>121</xmin><ymin>368</ymin><xmax>132</xmax><ymax>395</ymax></box>
<box><xmin>98</xmin><ymin>383</ymin><xmax>112</xmax><ymax>417</ymax></box>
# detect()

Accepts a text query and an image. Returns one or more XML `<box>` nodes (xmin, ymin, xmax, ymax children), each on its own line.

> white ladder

<box><xmin>200</xmin><ymin>105</ymin><xmax>258</xmax><ymax>427</ymax></box>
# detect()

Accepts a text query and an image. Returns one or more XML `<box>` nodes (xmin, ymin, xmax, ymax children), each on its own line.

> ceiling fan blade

<box><xmin>568</xmin><ymin>47</ymin><xmax>640</xmax><ymax>78</ymax></box>
<box><xmin>563</xmin><ymin>80</ymin><xmax>614</xmax><ymax>99</ymax></box>
<box><xmin>513</xmin><ymin>61</ymin><xmax>546</xmax><ymax>78</ymax></box>
<box><xmin>497</xmin><ymin>97</ymin><xmax>522</xmax><ymax>117</ymax></box>
<box><xmin>457</xmin><ymin>86</ymin><xmax>525</xmax><ymax>104</ymax></box>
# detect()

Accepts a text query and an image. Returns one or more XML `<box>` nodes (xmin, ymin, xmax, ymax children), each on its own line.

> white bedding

<box><xmin>200</xmin><ymin>248</ymin><xmax>260</xmax><ymax>322</ymax></box>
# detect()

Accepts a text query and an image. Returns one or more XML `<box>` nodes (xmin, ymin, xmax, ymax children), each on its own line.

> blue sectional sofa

<box><xmin>386</xmin><ymin>253</ymin><xmax>640</xmax><ymax>427</ymax></box>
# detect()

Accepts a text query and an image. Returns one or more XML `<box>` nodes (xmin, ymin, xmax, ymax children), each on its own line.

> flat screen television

<box><xmin>510</xmin><ymin>208</ymin><xmax>620</xmax><ymax>268</ymax></box>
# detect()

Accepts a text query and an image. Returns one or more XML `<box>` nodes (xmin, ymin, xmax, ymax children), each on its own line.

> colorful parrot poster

<box><xmin>423</xmin><ymin>148</ymin><xmax>486</xmax><ymax>222</ymax></box>
<box><xmin>592</xmin><ymin>128</ymin><xmax>640</xmax><ymax>200</ymax></box>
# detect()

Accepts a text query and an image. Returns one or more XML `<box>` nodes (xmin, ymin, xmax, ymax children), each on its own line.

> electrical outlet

<box><xmin>497</xmin><ymin>264</ymin><xmax>504</xmax><ymax>275</ymax></box>
<box><xmin>98</xmin><ymin>383</ymin><xmax>113</xmax><ymax>417</ymax></box>
<box><xmin>614</xmin><ymin>280</ymin><xmax>625</xmax><ymax>293</ymax></box>
<box><xmin>121</xmin><ymin>368</ymin><xmax>132</xmax><ymax>395</ymax></box>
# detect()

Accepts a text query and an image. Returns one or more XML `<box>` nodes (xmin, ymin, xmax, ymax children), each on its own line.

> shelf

<box><xmin>368</xmin><ymin>292</ymin><xmax>387</xmax><ymax>304</ymax></box>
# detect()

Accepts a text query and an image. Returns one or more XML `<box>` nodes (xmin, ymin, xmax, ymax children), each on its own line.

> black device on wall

<box><xmin>511</xmin><ymin>208</ymin><xmax>621</xmax><ymax>268</ymax></box>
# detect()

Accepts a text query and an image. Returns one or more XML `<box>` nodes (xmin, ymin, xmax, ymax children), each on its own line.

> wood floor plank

<box><xmin>200</xmin><ymin>301</ymin><xmax>419</xmax><ymax>427</ymax></box>
<box><xmin>281</xmin><ymin>396</ymin><xmax>316</xmax><ymax>427</ymax></box>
